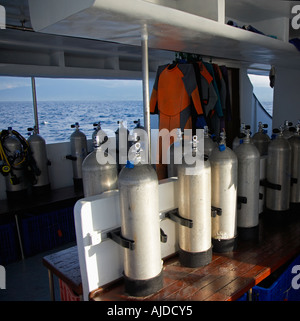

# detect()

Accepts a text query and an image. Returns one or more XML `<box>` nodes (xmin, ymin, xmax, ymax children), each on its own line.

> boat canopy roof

<box><xmin>1</xmin><ymin>0</ymin><xmax>300</xmax><ymax>79</ymax></box>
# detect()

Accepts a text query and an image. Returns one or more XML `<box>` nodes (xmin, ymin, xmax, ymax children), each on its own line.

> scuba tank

<box><xmin>210</xmin><ymin>131</ymin><xmax>238</xmax><ymax>252</ymax></box>
<box><xmin>252</xmin><ymin>122</ymin><xmax>270</xmax><ymax>214</ymax></box>
<box><xmin>167</xmin><ymin>128</ymin><xmax>183</xmax><ymax>178</ymax></box>
<box><xmin>177</xmin><ymin>135</ymin><xmax>212</xmax><ymax>267</ymax></box>
<box><xmin>288</xmin><ymin>124</ymin><xmax>300</xmax><ymax>204</ymax></box>
<box><xmin>232</xmin><ymin>123</ymin><xmax>246</xmax><ymax>150</ymax></box>
<box><xmin>265</xmin><ymin>127</ymin><xmax>291</xmax><ymax>211</ymax></box>
<box><xmin>27</xmin><ymin>126</ymin><xmax>51</xmax><ymax>194</ymax></box>
<box><xmin>0</xmin><ymin>127</ymin><xmax>29</xmax><ymax>201</ymax></box>
<box><xmin>82</xmin><ymin>124</ymin><xmax>118</xmax><ymax>197</ymax></box>
<box><xmin>66</xmin><ymin>122</ymin><xmax>88</xmax><ymax>191</ymax></box>
<box><xmin>234</xmin><ymin>129</ymin><xmax>260</xmax><ymax>238</ymax></box>
<box><xmin>115</xmin><ymin>121</ymin><xmax>129</xmax><ymax>173</ymax></box>
<box><xmin>252</xmin><ymin>122</ymin><xmax>270</xmax><ymax>156</ymax></box>
<box><xmin>204</xmin><ymin>125</ymin><xmax>217</xmax><ymax>157</ymax></box>
<box><xmin>118</xmin><ymin>137</ymin><xmax>163</xmax><ymax>297</ymax></box>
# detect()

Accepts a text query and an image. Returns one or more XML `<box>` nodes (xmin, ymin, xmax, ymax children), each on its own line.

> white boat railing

<box><xmin>252</xmin><ymin>93</ymin><xmax>273</xmax><ymax>135</ymax></box>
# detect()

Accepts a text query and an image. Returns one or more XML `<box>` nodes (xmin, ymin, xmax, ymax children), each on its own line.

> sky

<box><xmin>0</xmin><ymin>74</ymin><xmax>272</xmax><ymax>102</ymax></box>
<box><xmin>0</xmin><ymin>77</ymin><xmax>143</xmax><ymax>101</ymax></box>
<box><xmin>248</xmin><ymin>74</ymin><xmax>274</xmax><ymax>102</ymax></box>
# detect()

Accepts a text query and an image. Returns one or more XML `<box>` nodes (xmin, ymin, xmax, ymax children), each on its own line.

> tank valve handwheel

<box><xmin>0</xmin><ymin>164</ymin><xmax>10</xmax><ymax>175</ymax></box>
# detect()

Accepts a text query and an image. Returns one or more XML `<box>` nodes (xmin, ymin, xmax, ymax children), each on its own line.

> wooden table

<box><xmin>42</xmin><ymin>208</ymin><xmax>300</xmax><ymax>301</ymax></box>
<box><xmin>90</xmin><ymin>209</ymin><xmax>300</xmax><ymax>301</ymax></box>
<box><xmin>42</xmin><ymin>245</ymin><xmax>82</xmax><ymax>301</ymax></box>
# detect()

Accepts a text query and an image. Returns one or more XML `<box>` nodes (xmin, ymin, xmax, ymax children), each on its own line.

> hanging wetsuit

<box><xmin>213</xmin><ymin>63</ymin><xmax>227</xmax><ymax>132</ymax></box>
<box><xmin>203</xmin><ymin>62</ymin><xmax>223</xmax><ymax>135</ymax></box>
<box><xmin>194</xmin><ymin>61</ymin><xmax>218</xmax><ymax>129</ymax></box>
<box><xmin>150</xmin><ymin>63</ymin><xmax>203</xmax><ymax>179</ymax></box>
<box><xmin>219</xmin><ymin>65</ymin><xmax>232</xmax><ymax>123</ymax></box>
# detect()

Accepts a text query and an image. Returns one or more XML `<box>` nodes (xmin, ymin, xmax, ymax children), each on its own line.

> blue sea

<box><xmin>0</xmin><ymin>100</ymin><xmax>273</xmax><ymax>143</ymax></box>
<box><xmin>0</xmin><ymin>100</ymin><xmax>144</xmax><ymax>143</ymax></box>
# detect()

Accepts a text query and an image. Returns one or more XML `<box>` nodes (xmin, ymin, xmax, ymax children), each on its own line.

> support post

<box><xmin>141</xmin><ymin>26</ymin><xmax>151</xmax><ymax>163</ymax></box>
<box><xmin>48</xmin><ymin>269</ymin><xmax>55</xmax><ymax>301</ymax></box>
<box><xmin>31</xmin><ymin>77</ymin><xmax>39</xmax><ymax>134</ymax></box>
<box><xmin>15</xmin><ymin>214</ymin><xmax>24</xmax><ymax>260</ymax></box>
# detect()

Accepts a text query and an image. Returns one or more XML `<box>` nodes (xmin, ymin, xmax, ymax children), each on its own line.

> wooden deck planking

<box><xmin>90</xmin><ymin>212</ymin><xmax>300</xmax><ymax>301</ymax></box>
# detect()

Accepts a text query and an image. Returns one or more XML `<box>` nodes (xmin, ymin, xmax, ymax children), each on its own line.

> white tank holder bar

<box><xmin>74</xmin><ymin>178</ymin><xmax>179</xmax><ymax>301</ymax></box>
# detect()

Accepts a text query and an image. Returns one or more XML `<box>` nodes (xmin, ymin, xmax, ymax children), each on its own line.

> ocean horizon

<box><xmin>0</xmin><ymin>99</ymin><xmax>273</xmax><ymax>144</ymax></box>
<box><xmin>0</xmin><ymin>100</ymin><xmax>144</xmax><ymax>143</ymax></box>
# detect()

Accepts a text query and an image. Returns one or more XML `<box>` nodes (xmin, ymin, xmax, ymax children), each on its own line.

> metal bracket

<box><xmin>291</xmin><ymin>177</ymin><xmax>298</xmax><ymax>186</ymax></box>
<box><xmin>107</xmin><ymin>227</ymin><xmax>135</xmax><ymax>250</ymax></box>
<box><xmin>237</xmin><ymin>196</ymin><xmax>247</xmax><ymax>209</ymax></box>
<box><xmin>66</xmin><ymin>154</ymin><xmax>77</xmax><ymax>161</ymax></box>
<box><xmin>160</xmin><ymin>228</ymin><xmax>167</xmax><ymax>243</ymax></box>
<box><xmin>260</xmin><ymin>179</ymin><xmax>281</xmax><ymax>191</ymax></box>
<box><xmin>164</xmin><ymin>208</ymin><xmax>193</xmax><ymax>228</ymax></box>
<box><xmin>211</xmin><ymin>206</ymin><xmax>222</xmax><ymax>217</ymax></box>
<box><xmin>238</xmin><ymin>196</ymin><xmax>247</xmax><ymax>204</ymax></box>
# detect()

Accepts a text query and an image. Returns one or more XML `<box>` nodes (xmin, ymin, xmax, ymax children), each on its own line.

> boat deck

<box><xmin>0</xmin><ymin>242</ymin><xmax>76</xmax><ymax>301</ymax></box>
<box><xmin>89</xmin><ymin>209</ymin><xmax>300</xmax><ymax>301</ymax></box>
<box><xmin>2</xmin><ymin>205</ymin><xmax>300</xmax><ymax>301</ymax></box>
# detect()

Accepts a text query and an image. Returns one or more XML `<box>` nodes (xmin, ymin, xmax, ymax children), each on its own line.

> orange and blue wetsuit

<box><xmin>150</xmin><ymin>63</ymin><xmax>203</xmax><ymax>179</ymax></box>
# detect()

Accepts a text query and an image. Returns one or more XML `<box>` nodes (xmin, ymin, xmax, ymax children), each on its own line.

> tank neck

<box><xmin>204</xmin><ymin>126</ymin><xmax>209</xmax><ymax>138</ymax></box>
<box><xmin>274</xmin><ymin>126</ymin><xmax>284</xmax><ymax>138</ymax></box>
<box><xmin>176</xmin><ymin>128</ymin><xmax>183</xmax><ymax>141</ymax></box>
<box><xmin>27</xmin><ymin>126</ymin><xmax>38</xmax><ymax>136</ymax></box>
<box><xmin>240</xmin><ymin>123</ymin><xmax>245</xmax><ymax>134</ymax></box>
<box><xmin>192</xmin><ymin>135</ymin><xmax>198</xmax><ymax>156</ymax></box>
<box><xmin>93</xmin><ymin>121</ymin><xmax>101</xmax><ymax>131</ymax></box>
<box><xmin>218</xmin><ymin>132</ymin><xmax>226</xmax><ymax>151</ymax></box>
<box><xmin>127</xmin><ymin>133</ymin><xmax>143</xmax><ymax>166</ymax></box>
<box><xmin>243</xmin><ymin>129</ymin><xmax>251</xmax><ymax>143</ymax></box>
<box><xmin>71</xmin><ymin>122</ymin><xmax>80</xmax><ymax>131</ymax></box>
<box><xmin>93</xmin><ymin>123</ymin><xmax>106</xmax><ymax>148</ymax></box>
<box><xmin>258</xmin><ymin>122</ymin><xmax>264</xmax><ymax>133</ymax></box>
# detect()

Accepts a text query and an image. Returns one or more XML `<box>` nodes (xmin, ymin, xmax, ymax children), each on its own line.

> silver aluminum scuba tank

<box><xmin>115</xmin><ymin>121</ymin><xmax>129</xmax><ymax>173</ymax></box>
<box><xmin>265</xmin><ymin>127</ymin><xmax>291</xmax><ymax>211</ymax></box>
<box><xmin>66</xmin><ymin>122</ymin><xmax>88</xmax><ymax>191</ymax></box>
<box><xmin>252</xmin><ymin>122</ymin><xmax>270</xmax><ymax>214</ymax></box>
<box><xmin>289</xmin><ymin>124</ymin><xmax>300</xmax><ymax>203</ymax></box>
<box><xmin>167</xmin><ymin>128</ymin><xmax>183</xmax><ymax>178</ymax></box>
<box><xmin>232</xmin><ymin>123</ymin><xmax>246</xmax><ymax>150</ymax></box>
<box><xmin>177</xmin><ymin>135</ymin><xmax>212</xmax><ymax>267</ymax></box>
<box><xmin>252</xmin><ymin>122</ymin><xmax>270</xmax><ymax>156</ymax></box>
<box><xmin>82</xmin><ymin>124</ymin><xmax>118</xmax><ymax>197</ymax></box>
<box><xmin>118</xmin><ymin>139</ymin><xmax>163</xmax><ymax>297</ymax></box>
<box><xmin>204</xmin><ymin>125</ymin><xmax>217</xmax><ymax>157</ymax></box>
<box><xmin>210</xmin><ymin>131</ymin><xmax>238</xmax><ymax>252</ymax></box>
<box><xmin>258</xmin><ymin>155</ymin><xmax>267</xmax><ymax>214</ymax></box>
<box><xmin>235</xmin><ymin>130</ymin><xmax>260</xmax><ymax>238</ymax></box>
<box><xmin>27</xmin><ymin>126</ymin><xmax>51</xmax><ymax>194</ymax></box>
<box><xmin>0</xmin><ymin>127</ymin><xmax>29</xmax><ymax>200</ymax></box>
